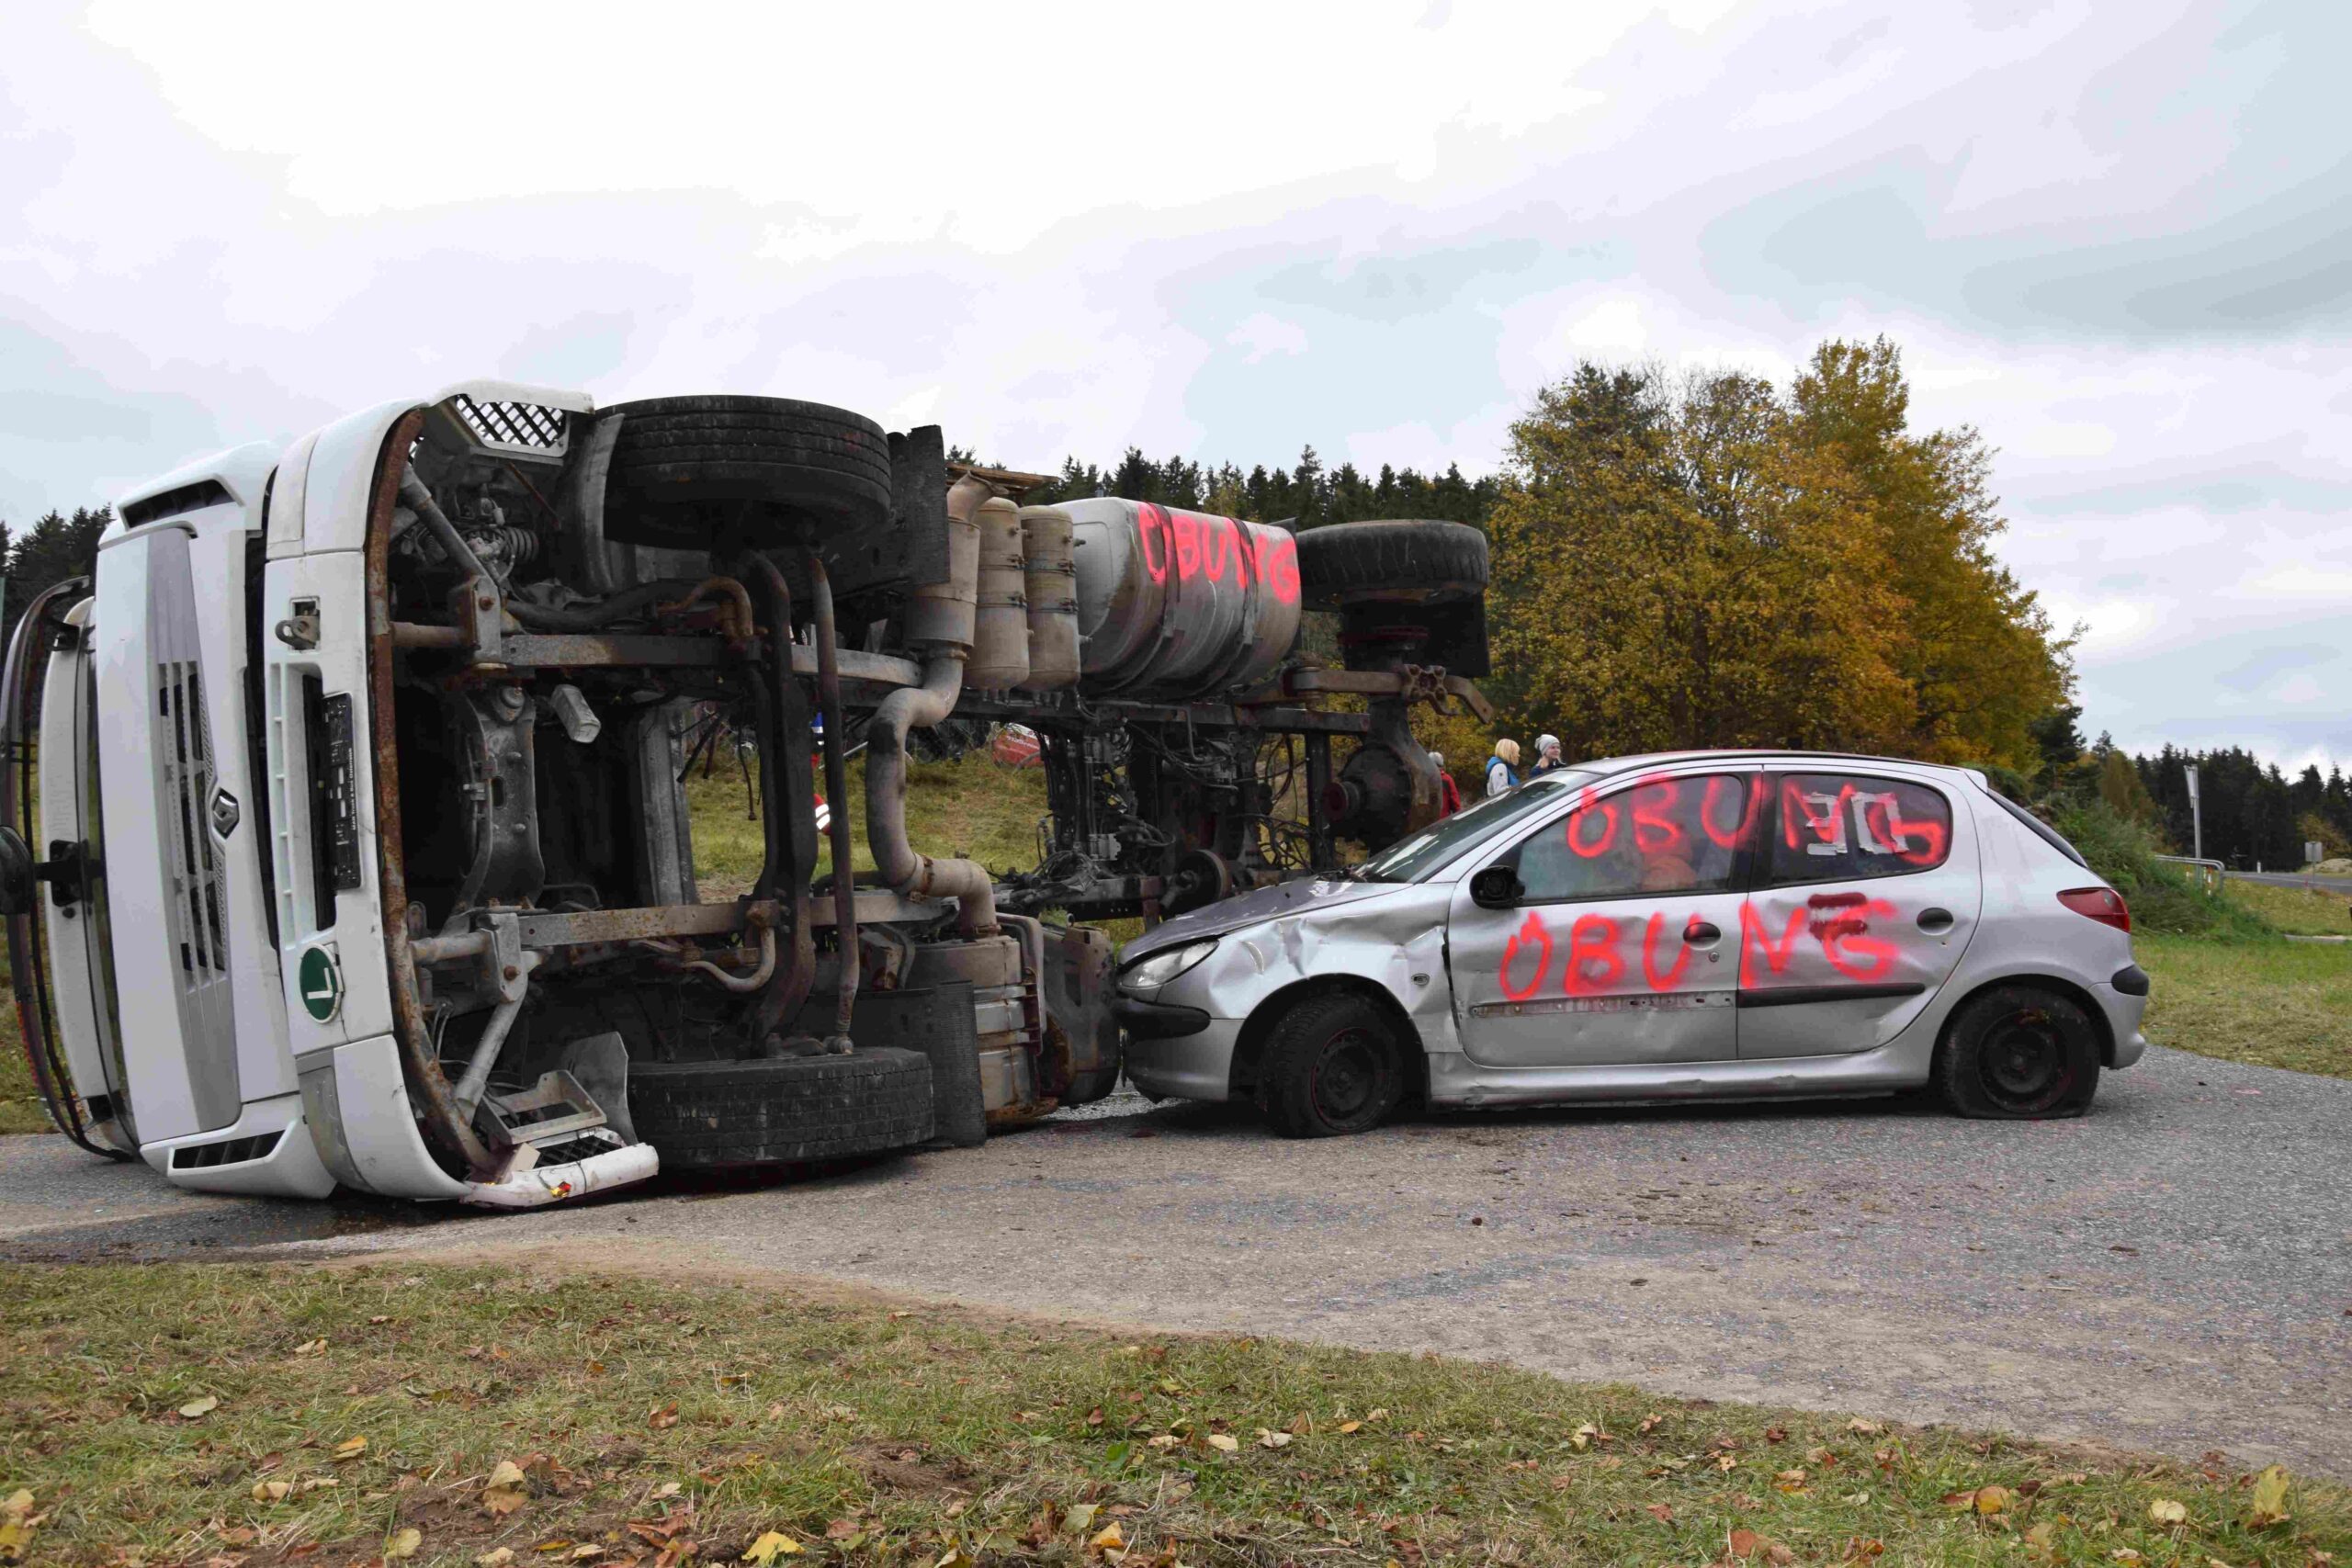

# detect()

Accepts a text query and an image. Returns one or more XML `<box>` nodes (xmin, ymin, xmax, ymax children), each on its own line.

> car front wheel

<box><xmin>1258</xmin><ymin>992</ymin><xmax>1409</xmax><ymax>1138</ymax></box>
<box><xmin>1934</xmin><ymin>985</ymin><xmax>2101</xmax><ymax>1119</ymax></box>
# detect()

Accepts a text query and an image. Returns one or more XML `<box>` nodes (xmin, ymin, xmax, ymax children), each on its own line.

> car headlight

<box><xmin>1119</xmin><ymin>939</ymin><xmax>1217</xmax><ymax>992</ymax></box>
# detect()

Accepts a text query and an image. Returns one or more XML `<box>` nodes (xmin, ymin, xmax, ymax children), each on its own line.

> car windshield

<box><xmin>1353</xmin><ymin>772</ymin><xmax>1589</xmax><ymax>883</ymax></box>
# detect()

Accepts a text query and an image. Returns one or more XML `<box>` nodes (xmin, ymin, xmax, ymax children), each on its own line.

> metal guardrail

<box><xmin>2154</xmin><ymin>854</ymin><xmax>2224</xmax><ymax>894</ymax></box>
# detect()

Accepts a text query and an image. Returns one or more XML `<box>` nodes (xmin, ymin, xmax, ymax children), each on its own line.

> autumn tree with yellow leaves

<box><xmin>1484</xmin><ymin>339</ymin><xmax>2072</xmax><ymax>773</ymax></box>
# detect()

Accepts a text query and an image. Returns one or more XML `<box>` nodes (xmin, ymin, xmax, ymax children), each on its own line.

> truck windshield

<box><xmin>1353</xmin><ymin>773</ymin><xmax>1588</xmax><ymax>883</ymax></box>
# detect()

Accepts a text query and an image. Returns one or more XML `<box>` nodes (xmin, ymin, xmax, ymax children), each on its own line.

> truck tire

<box><xmin>1295</xmin><ymin>519</ymin><xmax>1487</xmax><ymax>608</ymax></box>
<box><xmin>628</xmin><ymin>1048</ymin><xmax>934</xmax><ymax>1168</ymax></box>
<box><xmin>602</xmin><ymin>395</ymin><xmax>895</xmax><ymax>548</ymax></box>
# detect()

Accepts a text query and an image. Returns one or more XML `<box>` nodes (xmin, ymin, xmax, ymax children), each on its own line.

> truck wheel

<box><xmin>1295</xmin><ymin>519</ymin><xmax>1487</xmax><ymax>608</ymax></box>
<box><xmin>601</xmin><ymin>395</ymin><xmax>894</xmax><ymax>548</ymax></box>
<box><xmin>628</xmin><ymin>1048</ymin><xmax>934</xmax><ymax>1168</ymax></box>
<box><xmin>1258</xmin><ymin>992</ymin><xmax>1408</xmax><ymax>1138</ymax></box>
<box><xmin>1933</xmin><ymin>986</ymin><xmax>2101</xmax><ymax>1119</ymax></box>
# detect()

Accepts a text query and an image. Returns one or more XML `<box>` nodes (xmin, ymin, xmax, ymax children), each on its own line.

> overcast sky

<box><xmin>4</xmin><ymin>1</ymin><xmax>2345</xmax><ymax>771</ymax></box>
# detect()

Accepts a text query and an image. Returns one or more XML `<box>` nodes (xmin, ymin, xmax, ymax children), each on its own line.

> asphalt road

<box><xmin>2230</xmin><ymin>869</ymin><xmax>2352</xmax><ymax>896</ymax></box>
<box><xmin>5</xmin><ymin>1044</ymin><xmax>2348</xmax><ymax>1478</ymax></box>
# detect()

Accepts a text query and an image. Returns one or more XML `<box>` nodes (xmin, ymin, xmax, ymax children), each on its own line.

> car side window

<box><xmin>1766</xmin><ymin>773</ymin><xmax>1952</xmax><ymax>886</ymax></box>
<box><xmin>1511</xmin><ymin>773</ymin><xmax>1757</xmax><ymax>901</ymax></box>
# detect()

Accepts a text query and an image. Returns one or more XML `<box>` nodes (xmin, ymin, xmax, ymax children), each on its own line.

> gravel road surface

<box><xmin>5</xmin><ymin>1044</ymin><xmax>2347</xmax><ymax>1476</ymax></box>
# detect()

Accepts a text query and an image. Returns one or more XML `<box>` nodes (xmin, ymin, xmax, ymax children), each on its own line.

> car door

<box><xmin>1447</xmin><ymin>769</ymin><xmax>1761</xmax><ymax>1068</ymax></box>
<box><xmin>1736</xmin><ymin>767</ymin><xmax>1981</xmax><ymax>1060</ymax></box>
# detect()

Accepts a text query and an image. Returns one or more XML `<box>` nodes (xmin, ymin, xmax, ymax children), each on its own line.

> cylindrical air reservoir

<box><xmin>1018</xmin><ymin>504</ymin><xmax>1080</xmax><ymax>692</ymax></box>
<box><xmin>964</xmin><ymin>496</ymin><xmax>1030</xmax><ymax>691</ymax></box>
<box><xmin>905</xmin><ymin>491</ymin><xmax>980</xmax><ymax>652</ymax></box>
<box><xmin>1063</xmin><ymin>497</ymin><xmax>1302</xmax><ymax>699</ymax></box>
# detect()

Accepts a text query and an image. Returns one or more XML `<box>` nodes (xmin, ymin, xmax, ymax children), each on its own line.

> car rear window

<box><xmin>1975</xmin><ymin>782</ymin><xmax>2089</xmax><ymax>868</ymax></box>
<box><xmin>1765</xmin><ymin>773</ymin><xmax>1953</xmax><ymax>886</ymax></box>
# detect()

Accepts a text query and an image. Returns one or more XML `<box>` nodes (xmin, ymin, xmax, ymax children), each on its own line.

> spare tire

<box><xmin>602</xmin><ymin>395</ymin><xmax>894</xmax><ymax>549</ymax></box>
<box><xmin>628</xmin><ymin>1048</ymin><xmax>934</xmax><ymax>1168</ymax></box>
<box><xmin>1295</xmin><ymin>519</ymin><xmax>1487</xmax><ymax>608</ymax></box>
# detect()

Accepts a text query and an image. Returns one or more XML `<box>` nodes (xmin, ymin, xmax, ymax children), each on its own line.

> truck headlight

<box><xmin>1120</xmin><ymin>939</ymin><xmax>1217</xmax><ymax>992</ymax></box>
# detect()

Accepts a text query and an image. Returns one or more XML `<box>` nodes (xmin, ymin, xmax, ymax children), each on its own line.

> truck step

<box><xmin>484</xmin><ymin>1068</ymin><xmax>611</xmax><ymax>1147</ymax></box>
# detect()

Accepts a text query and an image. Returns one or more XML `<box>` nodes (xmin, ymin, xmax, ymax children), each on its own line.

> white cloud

<box><xmin>1</xmin><ymin>0</ymin><xmax>2344</xmax><ymax>765</ymax></box>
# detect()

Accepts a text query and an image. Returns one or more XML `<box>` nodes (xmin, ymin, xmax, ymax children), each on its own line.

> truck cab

<box><xmin>4</xmin><ymin>382</ymin><xmax>1487</xmax><ymax>1206</ymax></box>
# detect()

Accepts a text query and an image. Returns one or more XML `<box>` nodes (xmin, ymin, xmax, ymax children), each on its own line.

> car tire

<box><xmin>1933</xmin><ymin>985</ymin><xmax>2101</xmax><ymax>1119</ymax></box>
<box><xmin>628</xmin><ymin>1048</ymin><xmax>934</xmax><ymax>1168</ymax></box>
<box><xmin>1258</xmin><ymin>991</ymin><xmax>1410</xmax><ymax>1138</ymax></box>
<box><xmin>1295</xmin><ymin>519</ymin><xmax>1488</xmax><ymax>608</ymax></box>
<box><xmin>601</xmin><ymin>395</ymin><xmax>895</xmax><ymax>549</ymax></box>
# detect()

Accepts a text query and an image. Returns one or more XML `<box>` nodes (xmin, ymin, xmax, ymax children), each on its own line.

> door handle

<box><xmin>1917</xmin><ymin>907</ymin><xmax>1954</xmax><ymax>933</ymax></box>
<box><xmin>1683</xmin><ymin>919</ymin><xmax>1722</xmax><ymax>945</ymax></box>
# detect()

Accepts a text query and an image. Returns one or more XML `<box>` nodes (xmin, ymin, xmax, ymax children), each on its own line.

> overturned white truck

<box><xmin>2</xmin><ymin>384</ymin><xmax>1489</xmax><ymax>1206</ymax></box>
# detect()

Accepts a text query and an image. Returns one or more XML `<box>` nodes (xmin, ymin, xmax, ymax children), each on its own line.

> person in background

<box><xmin>1530</xmin><ymin>733</ymin><xmax>1566</xmax><ymax>775</ymax></box>
<box><xmin>1430</xmin><ymin>752</ymin><xmax>1463</xmax><ymax>817</ymax></box>
<box><xmin>1486</xmin><ymin>738</ymin><xmax>1521</xmax><ymax>796</ymax></box>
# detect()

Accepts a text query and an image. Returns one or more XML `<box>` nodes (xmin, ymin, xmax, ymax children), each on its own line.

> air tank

<box><xmin>1063</xmin><ymin>498</ymin><xmax>1302</xmax><ymax>700</ymax></box>
<box><xmin>1018</xmin><ymin>504</ymin><xmax>1080</xmax><ymax>692</ymax></box>
<box><xmin>964</xmin><ymin>496</ymin><xmax>1030</xmax><ymax>691</ymax></box>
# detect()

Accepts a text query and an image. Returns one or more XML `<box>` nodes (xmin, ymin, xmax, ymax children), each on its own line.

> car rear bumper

<box><xmin>1123</xmin><ymin>1014</ymin><xmax>1243</xmax><ymax>1102</ymax></box>
<box><xmin>2093</xmin><ymin>976</ymin><xmax>2150</xmax><ymax>1069</ymax></box>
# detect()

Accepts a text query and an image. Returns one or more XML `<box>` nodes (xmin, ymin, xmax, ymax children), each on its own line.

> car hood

<box><xmin>1119</xmin><ymin>876</ymin><xmax>1404</xmax><ymax>960</ymax></box>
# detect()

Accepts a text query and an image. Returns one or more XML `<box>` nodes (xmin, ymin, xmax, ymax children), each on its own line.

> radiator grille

<box><xmin>158</xmin><ymin>660</ymin><xmax>230</xmax><ymax>985</ymax></box>
<box><xmin>451</xmin><ymin>395</ymin><xmax>567</xmax><ymax>451</ymax></box>
<box><xmin>169</xmin><ymin>1128</ymin><xmax>283</xmax><ymax>1169</ymax></box>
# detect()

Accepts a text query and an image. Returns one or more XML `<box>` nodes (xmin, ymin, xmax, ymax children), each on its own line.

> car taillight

<box><xmin>2058</xmin><ymin>886</ymin><xmax>2131</xmax><ymax>933</ymax></box>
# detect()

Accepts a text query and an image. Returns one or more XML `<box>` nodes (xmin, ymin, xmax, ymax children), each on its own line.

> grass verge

<box><xmin>2220</xmin><ymin>879</ymin><xmax>2352</xmax><ymax>937</ymax></box>
<box><xmin>3</xmin><ymin>1262</ymin><xmax>2344</xmax><ymax>1568</ymax></box>
<box><xmin>685</xmin><ymin>753</ymin><xmax>1047</xmax><ymax>903</ymax></box>
<box><xmin>2137</xmin><ymin>932</ymin><xmax>2352</xmax><ymax>1080</ymax></box>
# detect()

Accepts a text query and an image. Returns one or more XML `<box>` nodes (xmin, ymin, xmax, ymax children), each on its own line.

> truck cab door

<box><xmin>1736</xmin><ymin>768</ymin><xmax>1981</xmax><ymax>1059</ymax></box>
<box><xmin>1447</xmin><ymin>770</ymin><xmax>1760</xmax><ymax>1067</ymax></box>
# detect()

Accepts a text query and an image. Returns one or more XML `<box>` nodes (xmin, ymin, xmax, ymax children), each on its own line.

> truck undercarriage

<box><xmin>1</xmin><ymin>382</ymin><xmax>1490</xmax><ymax>1205</ymax></box>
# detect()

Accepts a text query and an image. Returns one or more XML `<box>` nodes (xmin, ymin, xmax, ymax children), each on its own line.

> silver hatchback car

<box><xmin>1115</xmin><ymin>750</ymin><xmax>2148</xmax><ymax>1136</ymax></box>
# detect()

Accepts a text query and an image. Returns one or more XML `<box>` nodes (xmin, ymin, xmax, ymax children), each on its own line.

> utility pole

<box><xmin>2184</xmin><ymin>762</ymin><xmax>2202</xmax><ymax>862</ymax></box>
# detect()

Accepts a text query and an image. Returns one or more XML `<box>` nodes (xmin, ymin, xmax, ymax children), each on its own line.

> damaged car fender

<box><xmin>1117</xmin><ymin>878</ymin><xmax>1464</xmax><ymax>1102</ymax></box>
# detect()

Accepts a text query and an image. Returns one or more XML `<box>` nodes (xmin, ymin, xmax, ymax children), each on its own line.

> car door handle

<box><xmin>1917</xmin><ymin>907</ymin><xmax>1954</xmax><ymax>933</ymax></box>
<box><xmin>1683</xmin><ymin>919</ymin><xmax>1721</xmax><ymax>945</ymax></box>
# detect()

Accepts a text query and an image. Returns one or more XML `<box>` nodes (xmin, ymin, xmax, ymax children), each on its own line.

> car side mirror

<box><xmin>1469</xmin><ymin>864</ymin><xmax>1521</xmax><ymax>909</ymax></box>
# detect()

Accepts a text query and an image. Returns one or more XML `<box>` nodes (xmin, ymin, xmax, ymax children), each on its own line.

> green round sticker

<box><xmin>298</xmin><ymin>945</ymin><xmax>343</xmax><ymax>1023</ymax></box>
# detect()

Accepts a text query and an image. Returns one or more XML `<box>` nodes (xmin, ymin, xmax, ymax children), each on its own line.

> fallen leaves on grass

<box><xmin>332</xmin><ymin>1436</ymin><xmax>369</xmax><ymax>1463</ymax></box>
<box><xmin>176</xmin><ymin>1395</ymin><xmax>219</xmax><ymax>1419</ymax></box>
<box><xmin>475</xmin><ymin>1551</ymin><xmax>514</xmax><ymax>1568</ymax></box>
<box><xmin>1204</xmin><ymin>1434</ymin><xmax>1238</xmax><ymax>1453</ymax></box>
<box><xmin>2150</xmin><ymin>1498</ymin><xmax>2188</xmax><ymax>1526</ymax></box>
<box><xmin>483</xmin><ymin>1461</ymin><xmax>530</xmax><ymax>1517</ymax></box>
<box><xmin>649</xmin><ymin>1404</ymin><xmax>681</xmax><ymax>1431</ymax></box>
<box><xmin>0</xmin><ymin>1490</ymin><xmax>42</xmax><ymax>1564</ymax></box>
<box><xmin>386</xmin><ymin>1527</ymin><xmax>423</xmax><ymax>1559</ymax></box>
<box><xmin>1255</xmin><ymin>1429</ymin><xmax>1292</xmax><ymax>1450</ymax></box>
<box><xmin>2249</xmin><ymin>1466</ymin><xmax>2293</xmax><ymax>1529</ymax></box>
<box><xmin>740</xmin><ymin>1530</ymin><xmax>801</xmax><ymax>1562</ymax></box>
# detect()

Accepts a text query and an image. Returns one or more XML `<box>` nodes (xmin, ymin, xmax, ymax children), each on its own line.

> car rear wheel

<box><xmin>628</xmin><ymin>1048</ymin><xmax>934</xmax><ymax>1168</ymax></box>
<box><xmin>1258</xmin><ymin>992</ymin><xmax>1409</xmax><ymax>1138</ymax></box>
<box><xmin>1933</xmin><ymin>985</ymin><xmax>2101</xmax><ymax>1119</ymax></box>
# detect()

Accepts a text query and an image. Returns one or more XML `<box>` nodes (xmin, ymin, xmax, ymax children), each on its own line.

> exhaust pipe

<box><xmin>865</xmin><ymin>475</ymin><xmax>999</xmax><ymax>934</ymax></box>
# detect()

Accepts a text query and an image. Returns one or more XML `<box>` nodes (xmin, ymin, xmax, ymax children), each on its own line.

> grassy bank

<box><xmin>686</xmin><ymin>751</ymin><xmax>1048</xmax><ymax>902</ymax></box>
<box><xmin>2138</xmin><ymin>933</ymin><xmax>2352</xmax><ymax>1079</ymax></box>
<box><xmin>3</xmin><ymin>1262</ymin><xmax>2344</xmax><ymax>1568</ymax></box>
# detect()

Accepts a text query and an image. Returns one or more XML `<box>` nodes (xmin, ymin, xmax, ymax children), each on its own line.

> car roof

<box><xmin>1573</xmin><ymin>749</ymin><xmax>1987</xmax><ymax>786</ymax></box>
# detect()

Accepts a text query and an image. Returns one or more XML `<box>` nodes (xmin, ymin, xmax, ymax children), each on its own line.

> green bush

<box><xmin>2051</xmin><ymin>800</ymin><xmax>2272</xmax><ymax>939</ymax></box>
